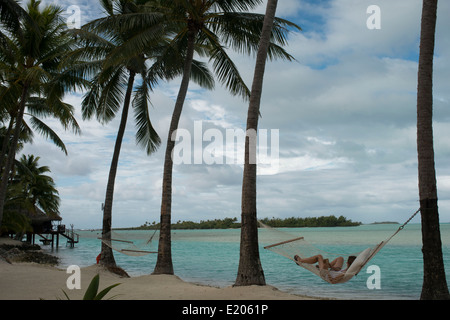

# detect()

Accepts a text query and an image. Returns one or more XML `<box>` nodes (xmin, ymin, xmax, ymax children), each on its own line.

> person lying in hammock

<box><xmin>294</xmin><ymin>254</ymin><xmax>357</xmax><ymax>284</ymax></box>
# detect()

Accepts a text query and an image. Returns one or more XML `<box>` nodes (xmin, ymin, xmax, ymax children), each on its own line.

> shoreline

<box><xmin>0</xmin><ymin>237</ymin><xmax>321</xmax><ymax>300</ymax></box>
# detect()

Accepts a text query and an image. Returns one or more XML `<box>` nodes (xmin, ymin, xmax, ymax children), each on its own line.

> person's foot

<box><xmin>294</xmin><ymin>255</ymin><xmax>301</xmax><ymax>261</ymax></box>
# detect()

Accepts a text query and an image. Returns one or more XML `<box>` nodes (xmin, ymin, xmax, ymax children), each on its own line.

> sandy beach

<box><xmin>0</xmin><ymin>238</ymin><xmax>317</xmax><ymax>300</ymax></box>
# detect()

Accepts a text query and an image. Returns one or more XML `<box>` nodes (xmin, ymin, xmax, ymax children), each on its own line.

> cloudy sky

<box><xmin>21</xmin><ymin>0</ymin><xmax>450</xmax><ymax>229</ymax></box>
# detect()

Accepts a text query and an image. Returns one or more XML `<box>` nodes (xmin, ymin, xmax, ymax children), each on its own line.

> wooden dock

<box><xmin>33</xmin><ymin>225</ymin><xmax>80</xmax><ymax>248</ymax></box>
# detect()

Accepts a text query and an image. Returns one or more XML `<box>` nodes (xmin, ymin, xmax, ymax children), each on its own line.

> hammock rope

<box><xmin>99</xmin><ymin>229</ymin><xmax>159</xmax><ymax>256</ymax></box>
<box><xmin>263</xmin><ymin>208</ymin><xmax>420</xmax><ymax>284</ymax></box>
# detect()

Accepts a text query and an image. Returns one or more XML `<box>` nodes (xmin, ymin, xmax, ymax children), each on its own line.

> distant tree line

<box><xmin>131</xmin><ymin>215</ymin><xmax>360</xmax><ymax>230</ymax></box>
<box><xmin>259</xmin><ymin>215</ymin><xmax>361</xmax><ymax>228</ymax></box>
<box><xmin>133</xmin><ymin>217</ymin><xmax>240</xmax><ymax>230</ymax></box>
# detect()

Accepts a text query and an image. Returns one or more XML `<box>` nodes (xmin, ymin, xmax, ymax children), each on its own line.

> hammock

<box><xmin>263</xmin><ymin>209</ymin><xmax>420</xmax><ymax>284</ymax></box>
<box><xmin>99</xmin><ymin>229</ymin><xmax>159</xmax><ymax>257</ymax></box>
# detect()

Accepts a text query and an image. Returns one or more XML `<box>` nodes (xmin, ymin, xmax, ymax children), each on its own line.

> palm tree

<box><xmin>11</xmin><ymin>154</ymin><xmax>60</xmax><ymax>216</ymax></box>
<box><xmin>2</xmin><ymin>154</ymin><xmax>59</xmax><ymax>236</ymax></box>
<box><xmin>0</xmin><ymin>0</ymin><xmax>83</xmax><ymax>230</ymax></box>
<box><xmin>71</xmin><ymin>0</ymin><xmax>162</xmax><ymax>268</ymax></box>
<box><xmin>140</xmin><ymin>0</ymin><xmax>300</xmax><ymax>275</ymax></box>
<box><xmin>235</xmin><ymin>0</ymin><xmax>280</xmax><ymax>286</ymax></box>
<box><xmin>416</xmin><ymin>0</ymin><xmax>450</xmax><ymax>300</ymax></box>
<box><xmin>69</xmin><ymin>0</ymin><xmax>214</xmax><ymax>268</ymax></box>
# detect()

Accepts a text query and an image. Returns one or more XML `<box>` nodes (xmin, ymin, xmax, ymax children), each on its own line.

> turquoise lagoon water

<box><xmin>42</xmin><ymin>223</ymin><xmax>450</xmax><ymax>300</ymax></box>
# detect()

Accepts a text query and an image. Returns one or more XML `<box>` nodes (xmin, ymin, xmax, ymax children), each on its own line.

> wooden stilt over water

<box><xmin>34</xmin><ymin>225</ymin><xmax>80</xmax><ymax>248</ymax></box>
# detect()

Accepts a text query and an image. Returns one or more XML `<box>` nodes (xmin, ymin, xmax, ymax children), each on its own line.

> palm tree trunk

<box><xmin>0</xmin><ymin>117</ymin><xmax>15</xmax><ymax>172</ymax></box>
<box><xmin>235</xmin><ymin>0</ymin><xmax>278</xmax><ymax>286</ymax></box>
<box><xmin>100</xmin><ymin>70</ymin><xmax>136</xmax><ymax>268</ymax></box>
<box><xmin>153</xmin><ymin>29</ymin><xmax>196</xmax><ymax>275</ymax></box>
<box><xmin>0</xmin><ymin>83</ymin><xmax>29</xmax><ymax>230</ymax></box>
<box><xmin>416</xmin><ymin>0</ymin><xmax>450</xmax><ymax>300</ymax></box>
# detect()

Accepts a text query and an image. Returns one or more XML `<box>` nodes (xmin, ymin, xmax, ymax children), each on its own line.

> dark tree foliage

<box><xmin>131</xmin><ymin>215</ymin><xmax>360</xmax><ymax>230</ymax></box>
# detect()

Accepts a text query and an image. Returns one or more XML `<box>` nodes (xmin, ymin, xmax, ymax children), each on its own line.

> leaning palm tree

<box><xmin>0</xmin><ymin>0</ymin><xmax>83</xmax><ymax>230</ymax></box>
<box><xmin>235</xmin><ymin>0</ymin><xmax>280</xmax><ymax>286</ymax></box>
<box><xmin>416</xmin><ymin>0</ymin><xmax>449</xmax><ymax>300</ymax></box>
<box><xmin>70</xmin><ymin>0</ymin><xmax>162</xmax><ymax>268</ymax></box>
<box><xmin>69</xmin><ymin>0</ymin><xmax>214</xmax><ymax>268</ymax></box>
<box><xmin>134</xmin><ymin>0</ymin><xmax>300</xmax><ymax>275</ymax></box>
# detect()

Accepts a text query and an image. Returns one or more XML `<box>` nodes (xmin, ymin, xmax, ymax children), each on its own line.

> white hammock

<box><xmin>263</xmin><ymin>209</ymin><xmax>420</xmax><ymax>284</ymax></box>
<box><xmin>265</xmin><ymin>236</ymin><xmax>386</xmax><ymax>284</ymax></box>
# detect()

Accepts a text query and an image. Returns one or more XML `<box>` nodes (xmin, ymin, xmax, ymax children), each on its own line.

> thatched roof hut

<box><xmin>26</xmin><ymin>207</ymin><xmax>62</xmax><ymax>233</ymax></box>
<box><xmin>9</xmin><ymin>206</ymin><xmax>62</xmax><ymax>234</ymax></box>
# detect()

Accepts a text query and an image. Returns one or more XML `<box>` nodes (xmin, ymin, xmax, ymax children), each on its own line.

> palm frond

<box><xmin>190</xmin><ymin>59</ymin><xmax>215</xmax><ymax>90</ymax></box>
<box><xmin>94</xmin><ymin>67</ymin><xmax>127</xmax><ymax>124</ymax></box>
<box><xmin>208</xmin><ymin>12</ymin><xmax>300</xmax><ymax>60</ymax></box>
<box><xmin>132</xmin><ymin>80</ymin><xmax>161</xmax><ymax>155</ymax></box>
<box><xmin>48</xmin><ymin>100</ymin><xmax>81</xmax><ymax>136</ymax></box>
<box><xmin>206</xmin><ymin>36</ymin><xmax>251</xmax><ymax>100</ymax></box>
<box><xmin>213</xmin><ymin>0</ymin><xmax>264</xmax><ymax>12</ymax></box>
<box><xmin>81</xmin><ymin>77</ymin><xmax>102</xmax><ymax>121</ymax></box>
<box><xmin>0</xmin><ymin>0</ymin><xmax>29</xmax><ymax>38</ymax></box>
<box><xmin>99</xmin><ymin>0</ymin><xmax>115</xmax><ymax>16</ymax></box>
<box><xmin>28</xmin><ymin>116</ymin><xmax>68</xmax><ymax>155</ymax></box>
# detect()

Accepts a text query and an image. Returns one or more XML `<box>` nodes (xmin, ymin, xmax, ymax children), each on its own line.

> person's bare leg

<box><xmin>295</xmin><ymin>255</ymin><xmax>330</xmax><ymax>269</ymax></box>
<box><xmin>322</xmin><ymin>258</ymin><xmax>331</xmax><ymax>269</ymax></box>
<box><xmin>295</xmin><ymin>255</ymin><xmax>322</xmax><ymax>264</ymax></box>
<box><xmin>329</xmin><ymin>257</ymin><xmax>344</xmax><ymax>270</ymax></box>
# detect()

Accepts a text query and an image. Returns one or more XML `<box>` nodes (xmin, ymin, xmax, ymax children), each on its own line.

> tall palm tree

<box><xmin>70</xmin><ymin>0</ymin><xmax>214</xmax><ymax>268</ymax></box>
<box><xmin>416</xmin><ymin>0</ymin><xmax>449</xmax><ymax>300</ymax></box>
<box><xmin>235</xmin><ymin>0</ymin><xmax>279</xmax><ymax>286</ymax></box>
<box><xmin>71</xmin><ymin>0</ymin><xmax>162</xmax><ymax>268</ymax></box>
<box><xmin>140</xmin><ymin>0</ymin><xmax>300</xmax><ymax>275</ymax></box>
<box><xmin>0</xmin><ymin>0</ymin><xmax>83</xmax><ymax>230</ymax></box>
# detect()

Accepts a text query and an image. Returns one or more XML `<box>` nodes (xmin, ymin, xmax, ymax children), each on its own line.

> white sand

<box><xmin>0</xmin><ymin>263</ymin><xmax>321</xmax><ymax>300</ymax></box>
<box><xmin>0</xmin><ymin>238</ymin><xmax>318</xmax><ymax>300</ymax></box>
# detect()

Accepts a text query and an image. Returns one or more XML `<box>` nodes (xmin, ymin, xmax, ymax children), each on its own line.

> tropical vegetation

<box><xmin>69</xmin><ymin>0</ymin><xmax>217</xmax><ymax>269</ymax></box>
<box><xmin>259</xmin><ymin>215</ymin><xmax>361</xmax><ymax>228</ymax></box>
<box><xmin>0</xmin><ymin>0</ymin><xmax>448</xmax><ymax>300</ymax></box>
<box><xmin>132</xmin><ymin>215</ymin><xmax>360</xmax><ymax>230</ymax></box>
<box><xmin>142</xmin><ymin>0</ymin><xmax>300</xmax><ymax>276</ymax></box>
<box><xmin>61</xmin><ymin>274</ymin><xmax>121</xmax><ymax>300</ymax></box>
<box><xmin>83</xmin><ymin>0</ymin><xmax>299</xmax><ymax>275</ymax></box>
<box><xmin>1</xmin><ymin>154</ymin><xmax>60</xmax><ymax>235</ymax></box>
<box><xmin>0</xmin><ymin>0</ymin><xmax>83</xmax><ymax>230</ymax></box>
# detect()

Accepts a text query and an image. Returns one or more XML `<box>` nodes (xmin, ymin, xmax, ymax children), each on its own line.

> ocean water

<box><xmin>42</xmin><ymin>223</ymin><xmax>450</xmax><ymax>300</ymax></box>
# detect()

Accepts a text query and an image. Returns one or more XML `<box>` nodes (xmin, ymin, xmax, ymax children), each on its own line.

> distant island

<box><xmin>259</xmin><ymin>215</ymin><xmax>361</xmax><ymax>228</ymax></box>
<box><xmin>126</xmin><ymin>215</ymin><xmax>361</xmax><ymax>230</ymax></box>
